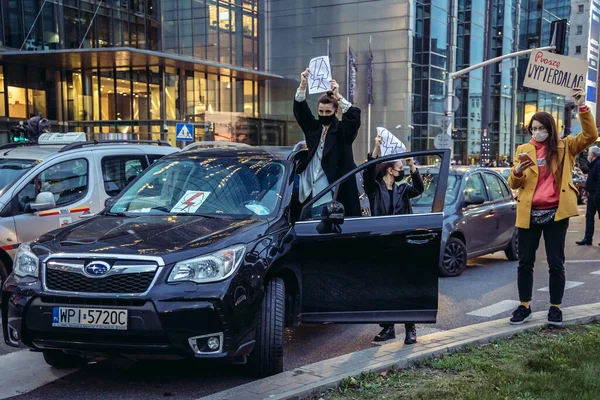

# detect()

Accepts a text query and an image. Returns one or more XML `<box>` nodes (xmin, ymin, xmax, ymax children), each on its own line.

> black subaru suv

<box><xmin>2</xmin><ymin>144</ymin><xmax>450</xmax><ymax>377</ymax></box>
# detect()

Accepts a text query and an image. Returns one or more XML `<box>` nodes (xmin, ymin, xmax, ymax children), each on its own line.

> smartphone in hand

<box><xmin>518</xmin><ymin>153</ymin><xmax>533</xmax><ymax>164</ymax></box>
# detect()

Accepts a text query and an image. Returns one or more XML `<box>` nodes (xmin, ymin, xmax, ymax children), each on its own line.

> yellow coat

<box><xmin>508</xmin><ymin>110</ymin><xmax>598</xmax><ymax>229</ymax></box>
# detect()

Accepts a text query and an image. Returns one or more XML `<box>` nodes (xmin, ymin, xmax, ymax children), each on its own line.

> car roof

<box><xmin>0</xmin><ymin>143</ymin><xmax>176</xmax><ymax>162</ymax></box>
<box><xmin>415</xmin><ymin>165</ymin><xmax>503</xmax><ymax>176</ymax></box>
<box><xmin>169</xmin><ymin>146</ymin><xmax>296</xmax><ymax>161</ymax></box>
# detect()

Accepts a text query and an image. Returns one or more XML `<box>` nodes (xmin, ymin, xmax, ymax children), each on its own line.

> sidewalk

<box><xmin>199</xmin><ymin>302</ymin><xmax>600</xmax><ymax>400</ymax></box>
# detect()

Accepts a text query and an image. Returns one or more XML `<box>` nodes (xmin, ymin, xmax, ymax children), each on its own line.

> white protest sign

<box><xmin>171</xmin><ymin>191</ymin><xmax>211</xmax><ymax>213</ymax></box>
<box><xmin>308</xmin><ymin>56</ymin><xmax>332</xmax><ymax>94</ymax></box>
<box><xmin>377</xmin><ymin>127</ymin><xmax>407</xmax><ymax>156</ymax></box>
<box><xmin>523</xmin><ymin>50</ymin><xmax>588</xmax><ymax>97</ymax></box>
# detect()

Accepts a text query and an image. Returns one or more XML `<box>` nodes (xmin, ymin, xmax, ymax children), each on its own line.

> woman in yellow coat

<box><xmin>508</xmin><ymin>89</ymin><xmax>598</xmax><ymax>326</ymax></box>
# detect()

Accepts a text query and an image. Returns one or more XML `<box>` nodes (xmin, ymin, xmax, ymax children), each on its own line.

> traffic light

<box><xmin>550</xmin><ymin>19</ymin><xmax>568</xmax><ymax>55</ymax></box>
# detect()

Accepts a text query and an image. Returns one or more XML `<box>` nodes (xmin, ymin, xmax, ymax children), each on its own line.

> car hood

<box><xmin>36</xmin><ymin>215</ymin><xmax>268</xmax><ymax>263</ymax></box>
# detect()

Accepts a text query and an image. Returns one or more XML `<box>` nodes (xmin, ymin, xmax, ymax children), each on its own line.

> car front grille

<box><xmin>46</xmin><ymin>269</ymin><xmax>155</xmax><ymax>294</ymax></box>
<box><xmin>43</xmin><ymin>258</ymin><xmax>161</xmax><ymax>295</ymax></box>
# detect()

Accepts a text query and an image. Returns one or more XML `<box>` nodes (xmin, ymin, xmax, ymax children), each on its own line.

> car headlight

<box><xmin>168</xmin><ymin>245</ymin><xmax>246</xmax><ymax>284</ymax></box>
<box><xmin>14</xmin><ymin>242</ymin><xmax>39</xmax><ymax>278</ymax></box>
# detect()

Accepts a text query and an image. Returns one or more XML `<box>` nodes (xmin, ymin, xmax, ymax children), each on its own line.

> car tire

<box><xmin>504</xmin><ymin>231</ymin><xmax>519</xmax><ymax>261</ymax></box>
<box><xmin>249</xmin><ymin>278</ymin><xmax>285</xmax><ymax>378</ymax></box>
<box><xmin>440</xmin><ymin>237</ymin><xmax>467</xmax><ymax>277</ymax></box>
<box><xmin>42</xmin><ymin>350</ymin><xmax>85</xmax><ymax>369</ymax></box>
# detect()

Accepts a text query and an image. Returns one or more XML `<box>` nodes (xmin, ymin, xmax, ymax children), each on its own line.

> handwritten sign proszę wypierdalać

<box><xmin>523</xmin><ymin>50</ymin><xmax>588</xmax><ymax>97</ymax></box>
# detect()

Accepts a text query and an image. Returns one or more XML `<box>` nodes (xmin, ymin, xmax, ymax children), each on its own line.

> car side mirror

<box><xmin>30</xmin><ymin>192</ymin><xmax>56</xmax><ymax>211</ymax></box>
<box><xmin>317</xmin><ymin>201</ymin><xmax>345</xmax><ymax>234</ymax></box>
<box><xmin>464</xmin><ymin>195</ymin><xmax>486</xmax><ymax>207</ymax></box>
<box><xmin>104</xmin><ymin>197</ymin><xmax>116</xmax><ymax>208</ymax></box>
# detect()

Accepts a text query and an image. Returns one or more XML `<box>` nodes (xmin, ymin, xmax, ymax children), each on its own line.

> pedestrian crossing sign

<box><xmin>176</xmin><ymin>123</ymin><xmax>194</xmax><ymax>141</ymax></box>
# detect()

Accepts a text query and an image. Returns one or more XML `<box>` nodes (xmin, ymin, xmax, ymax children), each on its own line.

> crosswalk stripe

<box><xmin>466</xmin><ymin>300</ymin><xmax>521</xmax><ymax>318</ymax></box>
<box><xmin>537</xmin><ymin>281</ymin><xmax>584</xmax><ymax>292</ymax></box>
<box><xmin>591</xmin><ymin>270</ymin><xmax>600</xmax><ymax>275</ymax></box>
<box><xmin>0</xmin><ymin>350</ymin><xmax>78</xmax><ymax>399</ymax></box>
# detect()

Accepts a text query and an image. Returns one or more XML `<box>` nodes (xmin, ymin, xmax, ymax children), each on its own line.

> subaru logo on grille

<box><xmin>84</xmin><ymin>261</ymin><xmax>111</xmax><ymax>277</ymax></box>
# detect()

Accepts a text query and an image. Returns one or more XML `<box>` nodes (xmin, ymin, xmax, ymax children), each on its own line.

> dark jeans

<box><xmin>517</xmin><ymin>218</ymin><xmax>569</xmax><ymax>305</ymax></box>
<box><xmin>584</xmin><ymin>195</ymin><xmax>600</xmax><ymax>240</ymax></box>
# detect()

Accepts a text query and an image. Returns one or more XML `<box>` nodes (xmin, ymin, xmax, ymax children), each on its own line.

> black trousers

<box><xmin>584</xmin><ymin>195</ymin><xmax>600</xmax><ymax>240</ymax></box>
<box><xmin>517</xmin><ymin>218</ymin><xmax>569</xmax><ymax>305</ymax></box>
<box><xmin>380</xmin><ymin>323</ymin><xmax>415</xmax><ymax>330</ymax></box>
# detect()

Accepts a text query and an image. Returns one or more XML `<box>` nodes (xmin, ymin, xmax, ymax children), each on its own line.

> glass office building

<box><xmin>0</xmin><ymin>0</ymin><xmax>284</xmax><ymax>146</ymax></box>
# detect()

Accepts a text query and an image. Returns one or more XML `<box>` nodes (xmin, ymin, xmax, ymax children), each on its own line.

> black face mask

<box><xmin>319</xmin><ymin>114</ymin><xmax>336</xmax><ymax>126</ymax></box>
<box><xmin>394</xmin><ymin>170</ymin><xmax>405</xmax><ymax>182</ymax></box>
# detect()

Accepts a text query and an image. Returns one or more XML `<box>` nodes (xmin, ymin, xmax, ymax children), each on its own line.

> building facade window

<box><xmin>578</xmin><ymin>4</ymin><xmax>584</xmax><ymax>13</ymax></box>
<box><xmin>577</xmin><ymin>25</ymin><xmax>583</xmax><ymax>35</ymax></box>
<box><xmin>575</xmin><ymin>45</ymin><xmax>582</xmax><ymax>54</ymax></box>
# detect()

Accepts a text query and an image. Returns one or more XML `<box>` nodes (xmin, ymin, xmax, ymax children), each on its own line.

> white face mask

<box><xmin>532</xmin><ymin>130</ymin><xmax>549</xmax><ymax>142</ymax></box>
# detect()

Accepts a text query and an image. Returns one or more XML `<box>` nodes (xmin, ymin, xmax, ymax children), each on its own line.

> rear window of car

<box><xmin>409</xmin><ymin>173</ymin><xmax>461</xmax><ymax>207</ymax></box>
<box><xmin>101</xmin><ymin>156</ymin><xmax>148</xmax><ymax>197</ymax></box>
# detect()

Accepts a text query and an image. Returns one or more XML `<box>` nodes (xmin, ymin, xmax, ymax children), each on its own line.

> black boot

<box><xmin>576</xmin><ymin>238</ymin><xmax>592</xmax><ymax>245</ymax></box>
<box><xmin>404</xmin><ymin>323</ymin><xmax>417</xmax><ymax>344</ymax></box>
<box><xmin>373</xmin><ymin>325</ymin><xmax>396</xmax><ymax>342</ymax></box>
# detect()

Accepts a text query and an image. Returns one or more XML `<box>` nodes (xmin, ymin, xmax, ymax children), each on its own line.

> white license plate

<box><xmin>52</xmin><ymin>307</ymin><xmax>128</xmax><ymax>330</ymax></box>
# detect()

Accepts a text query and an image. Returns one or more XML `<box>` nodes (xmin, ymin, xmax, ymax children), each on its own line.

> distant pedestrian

<box><xmin>576</xmin><ymin>145</ymin><xmax>600</xmax><ymax>246</ymax></box>
<box><xmin>508</xmin><ymin>89</ymin><xmax>598</xmax><ymax>326</ymax></box>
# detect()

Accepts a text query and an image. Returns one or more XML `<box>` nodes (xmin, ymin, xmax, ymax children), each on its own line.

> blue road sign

<box><xmin>176</xmin><ymin>123</ymin><xmax>194</xmax><ymax>141</ymax></box>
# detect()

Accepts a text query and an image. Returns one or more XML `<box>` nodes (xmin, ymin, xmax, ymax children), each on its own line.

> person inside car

<box><xmin>293</xmin><ymin>68</ymin><xmax>361</xmax><ymax>219</ymax></box>
<box><xmin>363</xmin><ymin>134</ymin><xmax>424</xmax><ymax>344</ymax></box>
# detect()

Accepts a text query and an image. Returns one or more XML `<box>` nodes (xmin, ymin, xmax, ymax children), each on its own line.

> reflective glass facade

<box><xmin>0</xmin><ymin>0</ymin><xmax>281</xmax><ymax>147</ymax></box>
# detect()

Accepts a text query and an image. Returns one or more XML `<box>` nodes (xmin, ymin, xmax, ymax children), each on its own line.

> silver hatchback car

<box><xmin>0</xmin><ymin>133</ymin><xmax>178</xmax><ymax>286</ymax></box>
<box><xmin>411</xmin><ymin>166</ymin><xmax>518</xmax><ymax>277</ymax></box>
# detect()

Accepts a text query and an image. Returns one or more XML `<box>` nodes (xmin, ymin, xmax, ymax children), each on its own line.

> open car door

<box><xmin>292</xmin><ymin>149</ymin><xmax>450</xmax><ymax>324</ymax></box>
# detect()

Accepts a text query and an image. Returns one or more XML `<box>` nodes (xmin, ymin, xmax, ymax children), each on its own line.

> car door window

<box><xmin>101</xmin><ymin>156</ymin><xmax>148</xmax><ymax>197</ymax></box>
<box><xmin>499</xmin><ymin>176</ymin><xmax>511</xmax><ymax>199</ymax></box>
<box><xmin>463</xmin><ymin>173</ymin><xmax>487</xmax><ymax>203</ymax></box>
<box><xmin>300</xmin><ymin>154</ymin><xmax>444</xmax><ymax>221</ymax></box>
<box><xmin>483</xmin><ymin>173</ymin><xmax>505</xmax><ymax>202</ymax></box>
<box><xmin>16</xmin><ymin>158</ymin><xmax>89</xmax><ymax>213</ymax></box>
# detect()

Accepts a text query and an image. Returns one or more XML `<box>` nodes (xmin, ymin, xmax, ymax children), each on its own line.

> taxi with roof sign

<box><xmin>0</xmin><ymin>133</ymin><xmax>178</xmax><ymax>289</ymax></box>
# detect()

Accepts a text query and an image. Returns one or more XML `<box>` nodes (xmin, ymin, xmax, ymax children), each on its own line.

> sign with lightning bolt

<box><xmin>171</xmin><ymin>190</ymin><xmax>211</xmax><ymax>213</ymax></box>
<box><xmin>308</xmin><ymin>55</ymin><xmax>332</xmax><ymax>94</ymax></box>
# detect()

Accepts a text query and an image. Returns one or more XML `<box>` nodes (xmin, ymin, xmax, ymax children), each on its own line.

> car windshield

<box><xmin>0</xmin><ymin>158</ymin><xmax>37</xmax><ymax>196</ymax></box>
<box><xmin>110</xmin><ymin>156</ymin><xmax>287</xmax><ymax>217</ymax></box>
<box><xmin>410</xmin><ymin>173</ymin><xmax>461</xmax><ymax>207</ymax></box>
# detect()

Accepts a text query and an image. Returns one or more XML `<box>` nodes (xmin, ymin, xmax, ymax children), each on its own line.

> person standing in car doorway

<box><xmin>576</xmin><ymin>146</ymin><xmax>600</xmax><ymax>246</ymax></box>
<box><xmin>364</xmin><ymin>134</ymin><xmax>424</xmax><ymax>344</ymax></box>
<box><xmin>294</xmin><ymin>68</ymin><xmax>362</xmax><ymax>218</ymax></box>
<box><xmin>508</xmin><ymin>89</ymin><xmax>598</xmax><ymax>327</ymax></box>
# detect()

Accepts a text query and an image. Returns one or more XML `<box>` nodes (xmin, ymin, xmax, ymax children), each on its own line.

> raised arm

<box><xmin>330</xmin><ymin>79</ymin><xmax>361</xmax><ymax>144</ymax></box>
<box><xmin>566</xmin><ymin>90</ymin><xmax>599</xmax><ymax>156</ymax></box>
<box><xmin>293</xmin><ymin>68</ymin><xmax>318</xmax><ymax>134</ymax></box>
<box><xmin>405</xmin><ymin>158</ymin><xmax>424</xmax><ymax>198</ymax></box>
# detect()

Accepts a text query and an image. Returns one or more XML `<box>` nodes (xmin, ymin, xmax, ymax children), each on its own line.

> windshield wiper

<box><xmin>103</xmin><ymin>211</ymin><xmax>128</xmax><ymax>217</ymax></box>
<box><xmin>60</xmin><ymin>240</ymin><xmax>96</xmax><ymax>246</ymax></box>
<box><xmin>172</xmin><ymin>212</ymin><xmax>220</xmax><ymax>218</ymax></box>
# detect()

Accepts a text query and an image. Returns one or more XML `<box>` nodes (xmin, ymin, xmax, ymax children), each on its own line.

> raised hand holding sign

<box><xmin>308</xmin><ymin>56</ymin><xmax>333</xmax><ymax>94</ymax></box>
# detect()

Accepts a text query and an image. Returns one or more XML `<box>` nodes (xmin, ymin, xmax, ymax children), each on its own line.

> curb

<box><xmin>198</xmin><ymin>302</ymin><xmax>600</xmax><ymax>400</ymax></box>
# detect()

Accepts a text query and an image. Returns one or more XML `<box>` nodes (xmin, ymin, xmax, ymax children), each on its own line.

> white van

<box><xmin>0</xmin><ymin>133</ymin><xmax>179</xmax><ymax>284</ymax></box>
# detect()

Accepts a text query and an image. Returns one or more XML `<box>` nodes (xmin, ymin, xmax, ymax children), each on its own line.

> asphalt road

<box><xmin>2</xmin><ymin>208</ymin><xmax>600</xmax><ymax>399</ymax></box>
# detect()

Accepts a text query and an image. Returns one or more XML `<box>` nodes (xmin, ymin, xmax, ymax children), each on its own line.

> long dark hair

<box><xmin>528</xmin><ymin>111</ymin><xmax>559</xmax><ymax>175</ymax></box>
